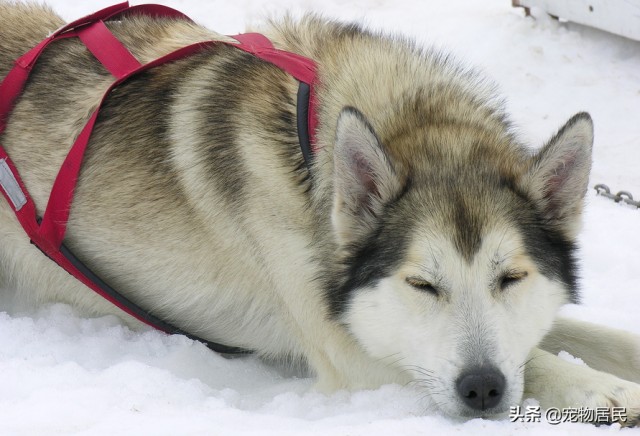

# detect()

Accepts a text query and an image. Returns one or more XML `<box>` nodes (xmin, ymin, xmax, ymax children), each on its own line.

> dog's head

<box><xmin>329</xmin><ymin>107</ymin><xmax>593</xmax><ymax>418</ymax></box>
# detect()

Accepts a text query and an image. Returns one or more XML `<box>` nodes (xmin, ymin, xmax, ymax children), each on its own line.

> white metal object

<box><xmin>513</xmin><ymin>0</ymin><xmax>640</xmax><ymax>41</ymax></box>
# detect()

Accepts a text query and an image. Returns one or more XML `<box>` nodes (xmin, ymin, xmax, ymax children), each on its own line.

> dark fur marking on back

<box><xmin>194</xmin><ymin>47</ymin><xmax>311</xmax><ymax>204</ymax></box>
<box><xmin>196</xmin><ymin>49</ymin><xmax>259</xmax><ymax>207</ymax></box>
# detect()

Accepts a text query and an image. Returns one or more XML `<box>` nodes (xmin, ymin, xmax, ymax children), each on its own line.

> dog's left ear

<box><xmin>524</xmin><ymin>112</ymin><xmax>593</xmax><ymax>239</ymax></box>
<box><xmin>332</xmin><ymin>107</ymin><xmax>404</xmax><ymax>247</ymax></box>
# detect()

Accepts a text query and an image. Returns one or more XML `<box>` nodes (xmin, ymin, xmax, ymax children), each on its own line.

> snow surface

<box><xmin>1</xmin><ymin>0</ymin><xmax>639</xmax><ymax>434</ymax></box>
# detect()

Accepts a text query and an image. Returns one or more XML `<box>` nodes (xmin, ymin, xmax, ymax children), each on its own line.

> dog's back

<box><xmin>0</xmin><ymin>4</ymin><xmax>325</xmax><ymax>356</ymax></box>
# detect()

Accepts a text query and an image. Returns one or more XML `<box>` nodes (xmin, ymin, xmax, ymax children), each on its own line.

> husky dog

<box><xmin>0</xmin><ymin>3</ymin><xmax>638</xmax><ymax>425</ymax></box>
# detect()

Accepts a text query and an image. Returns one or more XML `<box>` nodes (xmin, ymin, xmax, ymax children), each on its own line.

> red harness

<box><xmin>0</xmin><ymin>2</ymin><xmax>318</xmax><ymax>353</ymax></box>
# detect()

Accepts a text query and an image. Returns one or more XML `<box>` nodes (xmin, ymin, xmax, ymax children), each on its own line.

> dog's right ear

<box><xmin>332</xmin><ymin>107</ymin><xmax>404</xmax><ymax>247</ymax></box>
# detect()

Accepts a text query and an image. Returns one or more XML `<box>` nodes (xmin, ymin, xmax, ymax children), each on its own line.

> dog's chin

<box><xmin>440</xmin><ymin>404</ymin><xmax>511</xmax><ymax>422</ymax></box>
<box><xmin>430</xmin><ymin>396</ymin><xmax>513</xmax><ymax>422</ymax></box>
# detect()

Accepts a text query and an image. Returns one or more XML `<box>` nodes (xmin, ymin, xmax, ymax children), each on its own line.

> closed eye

<box><xmin>499</xmin><ymin>271</ymin><xmax>528</xmax><ymax>291</ymax></box>
<box><xmin>406</xmin><ymin>277</ymin><xmax>439</xmax><ymax>296</ymax></box>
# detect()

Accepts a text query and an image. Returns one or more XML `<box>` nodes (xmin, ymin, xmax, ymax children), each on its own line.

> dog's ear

<box><xmin>332</xmin><ymin>107</ymin><xmax>404</xmax><ymax>246</ymax></box>
<box><xmin>524</xmin><ymin>112</ymin><xmax>593</xmax><ymax>239</ymax></box>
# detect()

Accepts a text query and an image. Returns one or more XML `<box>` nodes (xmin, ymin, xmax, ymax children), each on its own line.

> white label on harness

<box><xmin>0</xmin><ymin>158</ymin><xmax>27</xmax><ymax>211</ymax></box>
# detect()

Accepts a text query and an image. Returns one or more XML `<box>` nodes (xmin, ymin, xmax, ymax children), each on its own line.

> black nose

<box><xmin>455</xmin><ymin>367</ymin><xmax>505</xmax><ymax>411</ymax></box>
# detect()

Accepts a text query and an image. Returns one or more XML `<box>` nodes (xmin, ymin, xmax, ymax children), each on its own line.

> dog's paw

<box><xmin>556</xmin><ymin>372</ymin><xmax>640</xmax><ymax>426</ymax></box>
<box><xmin>525</xmin><ymin>348</ymin><xmax>640</xmax><ymax>426</ymax></box>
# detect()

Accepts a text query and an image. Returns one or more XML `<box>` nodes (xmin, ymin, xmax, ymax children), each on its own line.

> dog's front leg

<box><xmin>524</xmin><ymin>347</ymin><xmax>640</xmax><ymax>426</ymax></box>
<box><xmin>298</xmin><ymin>321</ymin><xmax>410</xmax><ymax>393</ymax></box>
<box><xmin>540</xmin><ymin>317</ymin><xmax>640</xmax><ymax>383</ymax></box>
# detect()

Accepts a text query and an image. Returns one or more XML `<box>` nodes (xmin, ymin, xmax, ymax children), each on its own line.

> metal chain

<box><xmin>594</xmin><ymin>184</ymin><xmax>640</xmax><ymax>209</ymax></box>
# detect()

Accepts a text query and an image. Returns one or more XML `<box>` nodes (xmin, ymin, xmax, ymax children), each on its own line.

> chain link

<box><xmin>594</xmin><ymin>184</ymin><xmax>640</xmax><ymax>209</ymax></box>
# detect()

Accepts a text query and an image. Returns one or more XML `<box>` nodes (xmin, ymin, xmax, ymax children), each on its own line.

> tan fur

<box><xmin>0</xmin><ymin>2</ymin><xmax>638</xmax><ymax>424</ymax></box>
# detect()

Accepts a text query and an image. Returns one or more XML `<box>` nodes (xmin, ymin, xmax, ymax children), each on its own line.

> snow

<box><xmin>557</xmin><ymin>350</ymin><xmax>586</xmax><ymax>366</ymax></box>
<box><xmin>1</xmin><ymin>0</ymin><xmax>639</xmax><ymax>434</ymax></box>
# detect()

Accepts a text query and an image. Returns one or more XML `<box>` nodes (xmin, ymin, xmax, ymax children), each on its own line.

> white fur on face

<box><xmin>344</xmin><ymin>225</ymin><xmax>569</xmax><ymax>417</ymax></box>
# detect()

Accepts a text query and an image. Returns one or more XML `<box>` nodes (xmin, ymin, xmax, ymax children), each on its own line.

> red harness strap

<box><xmin>0</xmin><ymin>2</ymin><xmax>318</xmax><ymax>353</ymax></box>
